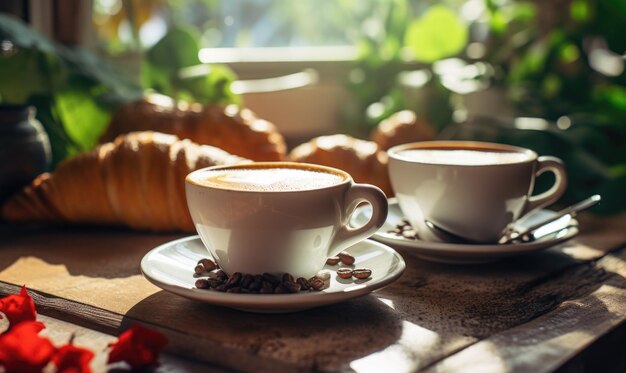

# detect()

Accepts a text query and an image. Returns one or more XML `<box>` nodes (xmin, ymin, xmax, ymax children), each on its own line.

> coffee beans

<box><xmin>195</xmin><ymin>278</ymin><xmax>210</xmax><ymax>289</ymax></box>
<box><xmin>192</xmin><ymin>258</ymin><xmax>330</xmax><ymax>294</ymax></box>
<box><xmin>338</xmin><ymin>252</ymin><xmax>355</xmax><ymax>265</ymax></box>
<box><xmin>353</xmin><ymin>268</ymin><xmax>372</xmax><ymax>279</ymax></box>
<box><xmin>198</xmin><ymin>258</ymin><xmax>217</xmax><ymax>271</ymax></box>
<box><xmin>389</xmin><ymin>219</ymin><xmax>418</xmax><ymax>240</ymax></box>
<box><xmin>297</xmin><ymin>277</ymin><xmax>311</xmax><ymax>290</ymax></box>
<box><xmin>326</xmin><ymin>252</ymin><xmax>355</xmax><ymax>266</ymax></box>
<box><xmin>192</xmin><ymin>254</ymin><xmax>372</xmax><ymax>294</ymax></box>
<box><xmin>336</xmin><ymin>267</ymin><xmax>372</xmax><ymax>280</ymax></box>
<box><xmin>194</xmin><ymin>258</ymin><xmax>219</xmax><ymax>275</ymax></box>
<box><xmin>309</xmin><ymin>277</ymin><xmax>325</xmax><ymax>290</ymax></box>
<box><xmin>337</xmin><ymin>268</ymin><xmax>353</xmax><ymax>279</ymax></box>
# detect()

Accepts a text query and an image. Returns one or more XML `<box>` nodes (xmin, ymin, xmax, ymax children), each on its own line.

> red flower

<box><xmin>0</xmin><ymin>321</ymin><xmax>56</xmax><ymax>373</ymax></box>
<box><xmin>108</xmin><ymin>323</ymin><xmax>168</xmax><ymax>370</ymax></box>
<box><xmin>53</xmin><ymin>344</ymin><xmax>94</xmax><ymax>373</ymax></box>
<box><xmin>0</xmin><ymin>286</ymin><xmax>37</xmax><ymax>328</ymax></box>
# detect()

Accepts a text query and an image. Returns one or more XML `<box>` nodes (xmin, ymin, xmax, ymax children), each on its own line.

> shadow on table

<box><xmin>120</xmin><ymin>289</ymin><xmax>403</xmax><ymax>371</ymax></box>
<box><xmin>373</xmin><ymin>243</ymin><xmax>626</xmax><ymax>339</ymax></box>
<box><xmin>424</xmin><ymin>293</ymin><xmax>626</xmax><ymax>372</ymax></box>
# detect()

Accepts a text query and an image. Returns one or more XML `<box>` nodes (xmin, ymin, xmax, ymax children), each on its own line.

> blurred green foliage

<box><xmin>347</xmin><ymin>0</ymin><xmax>626</xmax><ymax>213</ymax></box>
<box><xmin>0</xmin><ymin>14</ymin><xmax>142</xmax><ymax>165</ymax></box>
<box><xmin>0</xmin><ymin>15</ymin><xmax>238</xmax><ymax>167</ymax></box>
<box><xmin>142</xmin><ymin>26</ymin><xmax>239</xmax><ymax>104</ymax></box>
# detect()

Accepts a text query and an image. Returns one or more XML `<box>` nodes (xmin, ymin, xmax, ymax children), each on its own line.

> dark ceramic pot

<box><xmin>0</xmin><ymin>105</ymin><xmax>51</xmax><ymax>202</ymax></box>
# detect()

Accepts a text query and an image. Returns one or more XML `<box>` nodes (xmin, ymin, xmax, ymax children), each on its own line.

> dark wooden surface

<box><xmin>0</xmin><ymin>213</ymin><xmax>625</xmax><ymax>372</ymax></box>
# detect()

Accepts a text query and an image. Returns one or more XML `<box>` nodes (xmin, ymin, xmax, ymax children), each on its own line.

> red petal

<box><xmin>0</xmin><ymin>286</ymin><xmax>37</xmax><ymax>329</ymax></box>
<box><xmin>53</xmin><ymin>344</ymin><xmax>95</xmax><ymax>373</ymax></box>
<box><xmin>108</xmin><ymin>323</ymin><xmax>168</xmax><ymax>369</ymax></box>
<box><xmin>0</xmin><ymin>321</ymin><xmax>55</xmax><ymax>373</ymax></box>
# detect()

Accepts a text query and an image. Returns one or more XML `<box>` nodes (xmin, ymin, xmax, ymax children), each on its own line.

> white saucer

<box><xmin>351</xmin><ymin>199</ymin><xmax>579</xmax><ymax>264</ymax></box>
<box><xmin>141</xmin><ymin>236</ymin><xmax>406</xmax><ymax>313</ymax></box>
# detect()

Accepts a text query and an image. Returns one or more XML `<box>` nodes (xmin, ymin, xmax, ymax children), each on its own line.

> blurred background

<box><xmin>1</xmin><ymin>0</ymin><xmax>625</xmax><ymax>212</ymax></box>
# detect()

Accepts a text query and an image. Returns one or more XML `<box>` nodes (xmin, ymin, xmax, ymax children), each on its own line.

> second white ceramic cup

<box><xmin>388</xmin><ymin>141</ymin><xmax>568</xmax><ymax>243</ymax></box>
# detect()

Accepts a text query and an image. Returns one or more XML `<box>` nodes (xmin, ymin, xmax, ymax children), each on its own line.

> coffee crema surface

<box><xmin>198</xmin><ymin>167</ymin><xmax>346</xmax><ymax>191</ymax></box>
<box><xmin>397</xmin><ymin>149</ymin><xmax>531</xmax><ymax>166</ymax></box>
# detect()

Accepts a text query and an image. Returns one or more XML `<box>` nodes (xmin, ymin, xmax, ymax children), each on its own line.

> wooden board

<box><xmin>1</xmin><ymin>214</ymin><xmax>625</xmax><ymax>372</ymax></box>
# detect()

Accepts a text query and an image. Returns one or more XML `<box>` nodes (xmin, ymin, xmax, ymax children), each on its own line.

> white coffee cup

<box><xmin>185</xmin><ymin>162</ymin><xmax>388</xmax><ymax>278</ymax></box>
<box><xmin>388</xmin><ymin>141</ymin><xmax>568</xmax><ymax>243</ymax></box>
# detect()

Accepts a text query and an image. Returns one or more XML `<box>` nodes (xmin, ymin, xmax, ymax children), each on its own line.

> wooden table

<box><xmin>1</xmin><ymin>213</ymin><xmax>625</xmax><ymax>373</ymax></box>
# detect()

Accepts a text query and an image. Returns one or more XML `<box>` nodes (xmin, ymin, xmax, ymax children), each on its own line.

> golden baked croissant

<box><xmin>2</xmin><ymin>131</ymin><xmax>249</xmax><ymax>231</ymax></box>
<box><xmin>370</xmin><ymin>110</ymin><xmax>436</xmax><ymax>150</ymax></box>
<box><xmin>101</xmin><ymin>94</ymin><xmax>287</xmax><ymax>161</ymax></box>
<box><xmin>289</xmin><ymin>134</ymin><xmax>392</xmax><ymax>196</ymax></box>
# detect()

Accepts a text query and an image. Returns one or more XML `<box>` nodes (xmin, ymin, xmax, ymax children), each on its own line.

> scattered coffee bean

<box><xmin>260</xmin><ymin>281</ymin><xmax>275</xmax><ymax>294</ymax></box>
<box><xmin>353</xmin><ymin>268</ymin><xmax>372</xmax><ymax>279</ymax></box>
<box><xmin>226</xmin><ymin>287</ymin><xmax>241</xmax><ymax>293</ymax></box>
<box><xmin>326</xmin><ymin>256</ymin><xmax>340</xmax><ymax>265</ymax></box>
<box><xmin>225</xmin><ymin>272</ymin><xmax>242</xmax><ymax>288</ymax></box>
<box><xmin>282</xmin><ymin>273</ymin><xmax>295</xmax><ymax>283</ymax></box>
<box><xmin>194</xmin><ymin>265</ymin><xmax>205</xmax><ymax>275</ymax></box>
<box><xmin>315</xmin><ymin>270</ymin><xmax>331</xmax><ymax>282</ymax></box>
<box><xmin>215</xmin><ymin>284</ymin><xmax>228</xmax><ymax>292</ymax></box>
<box><xmin>215</xmin><ymin>270</ymin><xmax>227</xmax><ymax>281</ymax></box>
<box><xmin>197</xmin><ymin>258</ymin><xmax>217</xmax><ymax>271</ymax></box>
<box><xmin>241</xmin><ymin>274</ymin><xmax>254</xmax><ymax>289</ymax></box>
<box><xmin>274</xmin><ymin>285</ymin><xmax>290</xmax><ymax>294</ymax></box>
<box><xmin>296</xmin><ymin>277</ymin><xmax>311</xmax><ymax>290</ymax></box>
<box><xmin>389</xmin><ymin>220</ymin><xmax>419</xmax><ymax>240</ymax></box>
<box><xmin>338</xmin><ymin>252</ymin><xmax>355</xmax><ymax>265</ymax></box>
<box><xmin>309</xmin><ymin>277</ymin><xmax>325</xmax><ymax>290</ymax></box>
<box><xmin>195</xmin><ymin>279</ymin><xmax>210</xmax><ymax>289</ymax></box>
<box><xmin>282</xmin><ymin>280</ymin><xmax>301</xmax><ymax>293</ymax></box>
<box><xmin>337</xmin><ymin>268</ymin><xmax>354</xmax><ymax>279</ymax></box>
<box><xmin>262</xmin><ymin>273</ymin><xmax>280</xmax><ymax>285</ymax></box>
<box><xmin>249</xmin><ymin>280</ymin><xmax>262</xmax><ymax>291</ymax></box>
<box><xmin>207</xmin><ymin>279</ymin><xmax>222</xmax><ymax>288</ymax></box>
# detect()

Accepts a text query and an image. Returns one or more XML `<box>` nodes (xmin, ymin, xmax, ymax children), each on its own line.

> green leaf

<box><xmin>404</xmin><ymin>5</ymin><xmax>468</xmax><ymax>63</ymax></box>
<box><xmin>148</xmin><ymin>27</ymin><xmax>200</xmax><ymax>68</ymax></box>
<box><xmin>142</xmin><ymin>26</ymin><xmax>239</xmax><ymax>105</ymax></box>
<box><xmin>179</xmin><ymin>64</ymin><xmax>239</xmax><ymax>105</ymax></box>
<box><xmin>28</xmin><ymin>94</ymin><xmax>81</xmax><ymax>166</ymax></box>
<box><xmin>53</xmin><ymin>78</ymin><xmax>111</xmax><ymax>151</ymax></box>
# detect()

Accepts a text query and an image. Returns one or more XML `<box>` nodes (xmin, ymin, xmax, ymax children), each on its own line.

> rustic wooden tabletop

<box><xmin>1</xmin><ymin>212</ymin><xmax>625</xmax><ymax>373</ymax></box>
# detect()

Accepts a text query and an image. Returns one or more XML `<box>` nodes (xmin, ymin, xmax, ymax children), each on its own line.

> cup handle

<box><xmin>328</xmin><ymin>183</ymin><xmax>388</xmax><ymax>257</ymax></box>
<box><xmin>522</xmin><ymin>156</ymin><xmax>568</xmax><ymax>215</ymax></box>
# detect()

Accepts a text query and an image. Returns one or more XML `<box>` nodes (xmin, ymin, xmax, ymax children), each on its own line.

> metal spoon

<box><xmin>498</xmin><ymin>194</ymin><xmax>601</xmax><ymax>244</ymax></box>
<box><xmin>424</xmin><ymin>194</ymin><xmax>601</xmax><ymax>245</ymax></box>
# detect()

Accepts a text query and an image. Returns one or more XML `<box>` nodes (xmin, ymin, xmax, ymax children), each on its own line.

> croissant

<box><xmin>2</xmin><ymin>131</ymin><xmax>249</xmax><ymax>231</ymax></box>
<box><xmin>101</xmin><ymin>94</ymin><xmax>287</xmax><ymax>161</ymax></box>
<box><xmin>289</xmin><ymin>134</ymin><xmax>392</xmax><ymax>196</ymax></box>
<box><xmin>370</xmin><ymin>110</ymin><xmax>436</xmax><ymax>150</ymax></box>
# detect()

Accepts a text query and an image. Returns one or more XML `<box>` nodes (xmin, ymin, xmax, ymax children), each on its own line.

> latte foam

<box><xmin>197</xmin><ymin>167</ymin><xmax>346</xmax><ymax>192</ymax></box>
<box><xmin>397</xmin><ymin>149</ymin><xmax>531</xmax><ymax>166</ymax></box>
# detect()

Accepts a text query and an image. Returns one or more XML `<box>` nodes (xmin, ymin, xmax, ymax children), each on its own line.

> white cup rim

<box><xmin>387</xmin><ymin>140</ymin><xmax>537</xmax><ymax>167</ymax></box>
<box><xmin>186</xmin><ymin>161</ymin><xmax>352</xmax><ymax>193</ymax></box>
